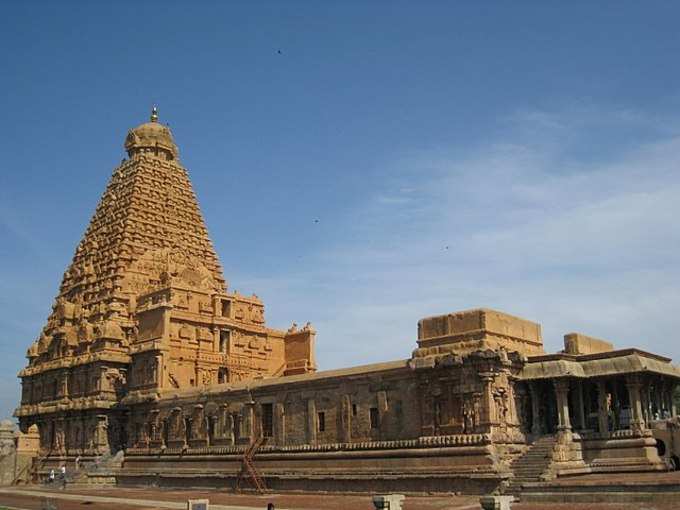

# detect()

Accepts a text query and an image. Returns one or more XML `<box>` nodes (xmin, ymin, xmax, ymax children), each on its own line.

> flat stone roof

<box><xmin>521</xmin><ymin>348</ymin><xmax>680</xmax><ymax>381</ymax></box>
<box><xmin>151</xmin><ymin>359</ymin><xmax>410</xmax><ymax>402</ymax></box>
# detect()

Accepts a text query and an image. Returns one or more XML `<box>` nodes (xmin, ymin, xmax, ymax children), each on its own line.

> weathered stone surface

<box><xmin>415</xmin><ymin>309</ymin><xmax>544</xmax><ymax>357</ymax></box>
<box><xmin>0</xmin><ymin>420</ymin><xmax>17</xmax><ymax>485</ymax></box>
<box><xmin>563</xmin><ymin>333</ymin><xmax>613</xmax><ymax>355</ymax></box>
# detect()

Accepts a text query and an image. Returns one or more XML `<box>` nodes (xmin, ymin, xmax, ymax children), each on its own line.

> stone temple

<box><xmin>13</xmin><ymin>109</ymin><xmax>680</xmax><ymax>493</ymax></box>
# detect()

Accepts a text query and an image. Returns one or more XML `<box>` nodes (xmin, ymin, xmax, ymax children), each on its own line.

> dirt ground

<box><xmin>2</xmin><ymin>486</ymin><xmax>680</xmax><ymax>510</ymax></box>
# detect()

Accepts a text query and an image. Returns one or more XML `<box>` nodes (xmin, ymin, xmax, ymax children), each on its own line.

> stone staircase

<box><xmin>67</xmin><ymin>451</ymin><xmax>125</xmax><ymax>486</ymax></box>
<box><xmin>506</xmin><ymin>435</ymin><xmax>557</xmax><ymax>495</ymax></box>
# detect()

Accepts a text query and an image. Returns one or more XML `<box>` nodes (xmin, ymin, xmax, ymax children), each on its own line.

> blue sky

<box><xmin>2</xmin><ymin>1</ymin><xmax>680</xmax><ymax>420</ymax></box>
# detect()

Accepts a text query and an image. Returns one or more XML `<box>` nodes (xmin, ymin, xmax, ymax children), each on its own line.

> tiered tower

<box><xmin>15</xmin><ymin>109</ymin><xmax>316</xmax><ymax>457</ymax></box>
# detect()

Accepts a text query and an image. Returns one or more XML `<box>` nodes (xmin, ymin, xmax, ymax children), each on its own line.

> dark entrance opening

<box><xmin>261</xmin><ymin>403</ymin><xmax>273</xmax><ymax>438</ymax></box>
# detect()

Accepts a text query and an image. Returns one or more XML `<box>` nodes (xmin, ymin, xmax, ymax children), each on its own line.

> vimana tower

<box><xmin>14</xmin><ymin>109</ymin><xmax>680</xmax><ymax>493</ymax></box>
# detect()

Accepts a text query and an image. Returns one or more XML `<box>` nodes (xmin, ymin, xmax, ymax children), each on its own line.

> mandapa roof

<box><xmin>520</xmin><ymin>348</ymin><xmax>680</xmax><ymax>380</ymax></box>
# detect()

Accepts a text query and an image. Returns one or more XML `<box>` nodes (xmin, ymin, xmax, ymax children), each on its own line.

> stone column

<box><xmin>611</xmin><ymin>381</ymin><xmax>621</xmax><ymax>430</ymax></box>
<box><xmin>155</xmin><ymin>354</ymin><xmax>164</xmax><ymax>389</ymax></box>
<box><xmin>306</xmin><ymin>399</ymin><xmax>317</xmax><ymax>445</ymax></box>
<box><xmin>377</xmin><ymin>390</ymin><xmax>388</xmax><ymax>437</ymax></box>
<box><xmin>243</xmin><ymin>403</ymin><xmax>255</xmax><ymax>442</ymax></box>
<box><xmin>574</xmin><ymin>382</ymin><xmax>586</xmax><ymax>430</ymax></box>
<box><xmin>626</xmin><ymin>375</ymin><xmax>646</xmax><ymax>433</ymax></box>
<box><xmin>275</xmin><ymin>402</ymin><xmax>286</xmax><ymax>445</ymax></box>
<box><xmin>340</xmin><ymin>395</ymin><xmax>352</xmax><ymax>443</ymax></box>
<box><xmin>671</xmin><ymin>383</ymin><xmax>678</xmax><ymax>417</ymax></box>
<box><xmin>554</xmin><ymin>379</ymin><xmax>572</xmax><ymax>432</ymax></box>
<box><xmin>641</xmin><ymin>385</ymin><xmax>650</xmax><ymax>424</ymax></box>
<box><xmin>654</xmin><ymin>379</ymin><xmax>664</xmax><ymax>418</ymax></box>
<box><xmin>529</xmin><ymin>382</ymin><xmax>542</xmax><ymax>435</ymax></box>
<box><xmin>596</xmin><ymin>380</ymin><xmax>609</xmax><ymax>434</ymax></box>
<box><xmin>662</xmin><ymin>380</ymin><xmax>672</xmax><ymax>417</ymax></box>
<box><xmin>479</xmin><ymin>373</ymin><xmax>496</xmax><ymax>429</ymax></box>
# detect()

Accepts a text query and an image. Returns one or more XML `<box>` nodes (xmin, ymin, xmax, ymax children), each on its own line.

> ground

<box><xmin>1</xmin><ymin>485</ymin><xmax>680</xmax><ymax>510</ymax></box>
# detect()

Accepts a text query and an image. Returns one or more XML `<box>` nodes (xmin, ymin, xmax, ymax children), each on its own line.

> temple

<box><xmin>13</xmin><ymin>110</ymin><xmax>680</xmax><ymax>494</ymax></box>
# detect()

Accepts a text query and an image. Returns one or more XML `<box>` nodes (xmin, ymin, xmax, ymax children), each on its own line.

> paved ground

<box><xmin>542</xmin><ymin>470</ymin><xmax>680</xmax><ymax>487</ymax></box>
<box><xmin>1</xmin><ymin>485</ymin><xmax>679</xmax><ymax>510</ymax></box>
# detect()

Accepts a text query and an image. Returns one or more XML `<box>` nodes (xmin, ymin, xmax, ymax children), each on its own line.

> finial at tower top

<box><xmin>150</xmin><ymin>105</ymin><xmax>159</xmax><ymax>122</ymax></box>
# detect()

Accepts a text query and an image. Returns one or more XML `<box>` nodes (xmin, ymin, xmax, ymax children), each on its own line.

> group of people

<box><xmin>47</xmin><ymin>455</ymin><xmax>80</xmax><ymax>489</ymax></box>
<box><xmin>47</xmin><ymin>465</ymin><xmax>66</xmax><ymax>489</ymax></box>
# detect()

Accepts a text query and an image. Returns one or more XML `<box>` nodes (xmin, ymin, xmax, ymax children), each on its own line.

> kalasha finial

<box><xmin>150</xmin><ymin>105</ymin><xmax>159</xmax><ymax>122</ymax></box>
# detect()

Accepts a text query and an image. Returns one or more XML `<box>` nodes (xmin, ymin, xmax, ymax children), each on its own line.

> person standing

<box><xmin>48</xmin><ymin>469</ymin><xmax>55</xmax><ymax>485</ymax></box>
<box><xmin>59</xmin><ymin>464</ymin><xmax>66</xmax><ymax>489</ymax></box>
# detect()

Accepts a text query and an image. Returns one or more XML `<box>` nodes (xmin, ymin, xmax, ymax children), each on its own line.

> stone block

<box><xmin>563</xmin><ymin>333</ymin><xmax>613</xmax><ymax>355</ymax></box>
<box><xmin>372</xmin><ymin>494</ymin><xmax>405</xmax><ymax>510</ymax></box>
<box><xmin>479</xmin><ymin>495</ymin><xmax>515</xmax><ymax>510</ymax></box>
<box><xmin>186</xmin><ymin>499</ymin><xmax>209</xmax><ymax>510</ymax></box>
<box><xmin>416</xmin><ymin>308</ymin><xmax>543</xmax><ymax>355</ymax></box>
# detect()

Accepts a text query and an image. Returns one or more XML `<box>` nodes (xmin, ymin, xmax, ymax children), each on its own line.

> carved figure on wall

<box><xmin>463</xmin><ymin>399</ymin><xmax>475</xmax><ymax>433</ymax></box>
<box><xmin>95</xmin><ymin>415</ymin><xmax>109</xmax><ymax>454</ymax></box>
<box><xmin>54</xmin><ymin>421</ymin><xmax>66</xmax><ymax>454</ymax></box>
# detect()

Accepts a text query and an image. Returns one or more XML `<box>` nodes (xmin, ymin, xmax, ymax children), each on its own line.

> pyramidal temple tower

<box><xmin>16</xmin><ymin>109</ymin><xmax>316</xmax><ymax>456</ymax></box>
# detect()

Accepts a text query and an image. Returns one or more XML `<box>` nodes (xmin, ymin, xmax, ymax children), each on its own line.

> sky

<box><xmin>1</xmin><ymin>1</ymin><xmax>680</xmax><ymax>421</ymax></box>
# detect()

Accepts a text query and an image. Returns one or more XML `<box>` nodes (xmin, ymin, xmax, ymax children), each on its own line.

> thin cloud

<box><xmin>235</xmin><ymin>107</ymin><xmax>680</xmax><ymax>370</ymax></box>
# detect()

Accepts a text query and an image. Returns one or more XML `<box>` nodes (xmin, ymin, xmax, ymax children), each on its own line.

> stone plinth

<box><xmin>372</xmin><ymin>494</ymin><xmax>405</xmax><ymax>510</ymax></box>
<box><xmin>480</xmin><ymin>495</ymin><xmax>514</xmax><ymax>510</ymax></box>
<box><xmin>186</xmin><ymin>499</ymin><xmax>209</xmax><ymax>510</ymax></box>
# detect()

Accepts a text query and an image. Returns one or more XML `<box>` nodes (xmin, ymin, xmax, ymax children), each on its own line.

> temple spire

<box><xmin>150</xmin><ymin>105</ymin><xmax>159</xmax><ymax>122</ymax></box>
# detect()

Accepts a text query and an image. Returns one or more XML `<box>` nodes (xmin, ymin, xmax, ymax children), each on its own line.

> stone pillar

<box><xmin>377</xmin><ymin>390</ymin><xmax>388</xmax><ymax>437</ymax></box>
<box><xmin>641</xmin><ymin>386</ymin><xmax>650</xmax><ymax>424</ymax></box>
<box><xmin>506</xmin><ymin>379</ymin><xmax>519</xmax><ymax>426</ymax></box>
<box><xmin>596</xmin><ymin>380</ymin><xmax>609</xmax><ymax>434</ymax></box>
<box><xmin>243</xmin><ymin>403</ymin><xmax>255</xmax><ymax>442</ymax></box>
<box><xmin>671</xmin><ymin>383</ymin><xmax>678</xmax><ymax>417</ymax></box>
<box><xmin>191</xmin><ymin>405</ymin><xmax>206</xmax><ymax>443</ymax></box>
<box><xmin>626</xmin><ymin>375</ymin><xmax>646</xmax><ymax>433</ymax></box>
<box><xmin>155</xmin><ymin>354</ymin><xmax>164</xmax><ymax>389</ymax></box>
<box><xmin>479</xmin><ymin>373</ymin><xmax>496</xmax><ymax>428</ymax></box>
<box><xmin>554</xmin><ymin>379</ymin><xmax>572</xmax><ymax>432</ymax></box>
<box><xmin>574</xmin><ymin>382</ymin><xmax>586</xmax><ymax>430</ymax></box>
<box><xmin>306</xmin><ymin>399</ymin><xmax>317</xmax><ymax>445</ymax></box>
<box><xmin>662</xmin><ymin>380</ymin><xmax>673</xmax><ymax>417</ymax></box>
<box><xmin>529</xmin><ymin>382</ymin><xmax>542</xmax><ymax>435</ymax></box>
<box><xmin>611</xmin><ymin>381</ymin><xmax>621</xmax><ymax>430</ymax></box>
<box><xmin>219</xmin><ymin>405</ymin><xmax>234</xmax><ymax>445</ymax></box>
<box><xmin>654</xmin><ymin>379</ymin><xmax>663</xmax><ymax>418</ymax></box>
<box><xmin>275</xmin><ymin>402</ymin><xmax>286</xmax><ymax>445</ymax></box>
<box><xmin>340</xmin><ymin>395</ymin><xmax>352</xmax><ymax>443</ymax></box>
